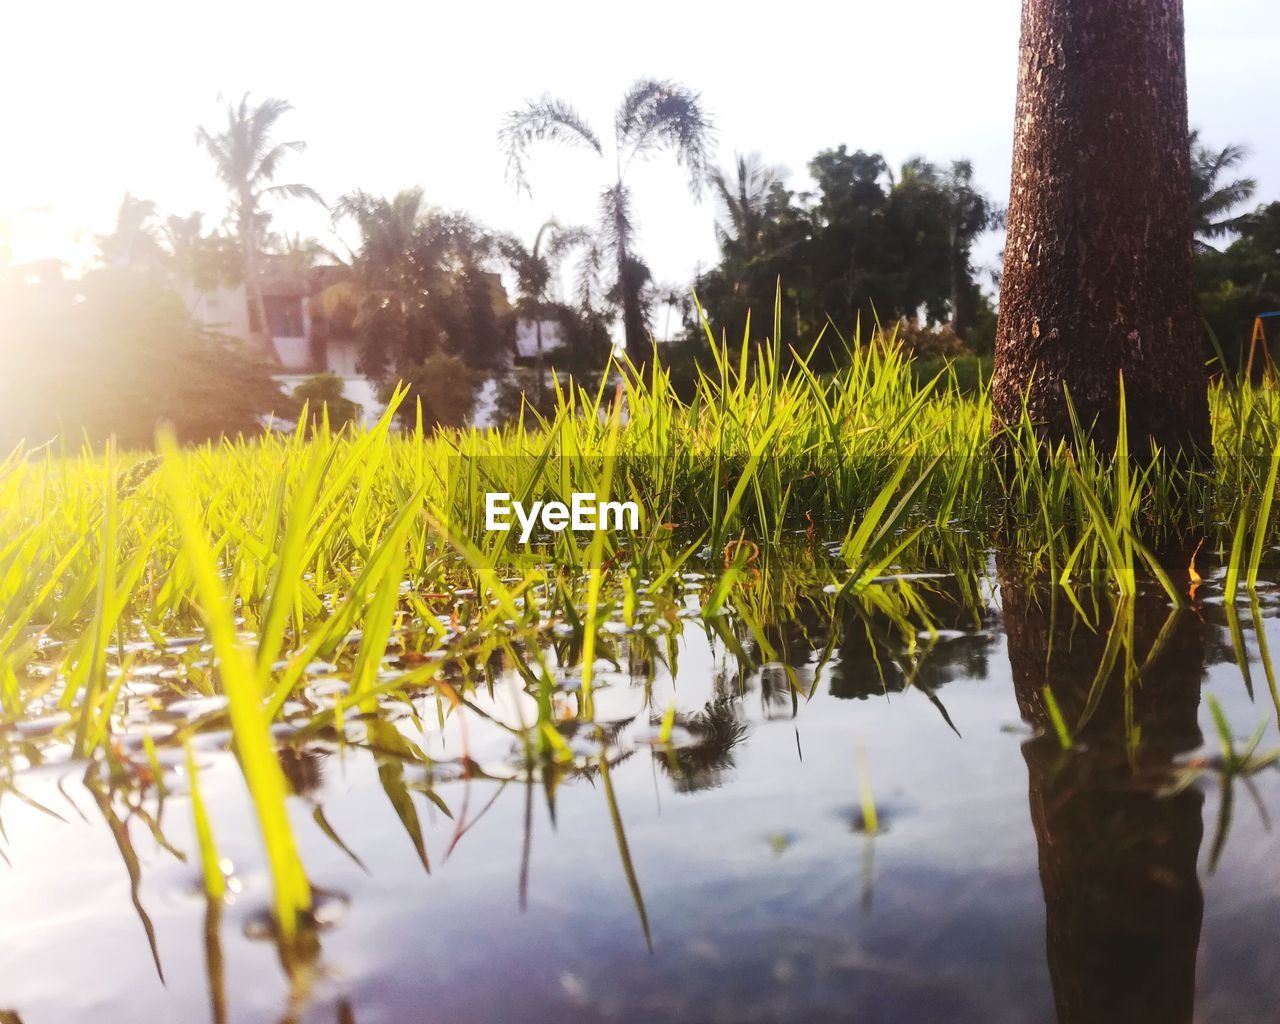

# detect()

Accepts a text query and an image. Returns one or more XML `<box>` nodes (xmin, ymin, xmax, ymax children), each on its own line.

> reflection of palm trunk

<box><xmin>1000</xmin><ymin>561</ymin><xmax>1204</xmax><ymax>1024</ymax></box>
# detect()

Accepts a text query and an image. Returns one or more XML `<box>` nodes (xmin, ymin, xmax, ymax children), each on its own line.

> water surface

<box><xmin>2</xmin><ymin>559</ymin><xmax>1279</xmax><ymax>1023</ymax></box>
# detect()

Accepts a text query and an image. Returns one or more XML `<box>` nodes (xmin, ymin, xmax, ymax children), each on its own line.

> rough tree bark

<box><xmin>991</xmin><ymin>0</ymin><xmax>1211</xmax><ymax>455</ymax></box>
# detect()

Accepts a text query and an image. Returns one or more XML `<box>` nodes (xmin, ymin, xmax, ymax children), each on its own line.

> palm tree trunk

<box><xmin>534</xmin><ymin>311</ymin><xmax>546</xmax><ymax>407</ymax></box>
<box><xmin>991</xmin><ymin>0</ymin><xmax>1210</xmax><ymax>456</ymax></box>
<box><xmin>621</xmin><ymin>284</ymin><xmax>646</xmax><ymax>366</ymax></box>
<box><xmin>243</xmin><ymin>242</ymin><xmax>272</xmax><ymax>354</ymax></box>
<box><xmin>948</xmin><ymin>224</ymin><xmax>967</xmax><ymax>340</ymax></box>
<box><xmin>613</xmin><ymin>202</ymin><xmax>646</xmax><ymax>368</ymax></box>
<box><xmin>617</xmin><ymin>238</ymin><xmax>647</xmax><ymax>367</ymax></box>
<box><xmin>238</xmin><ymin>201</ymin><xmax>274</xmax><ymax>361</ymax></box>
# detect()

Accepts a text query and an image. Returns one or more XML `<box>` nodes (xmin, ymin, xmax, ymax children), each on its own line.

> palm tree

<box><xmin>653</xmin><ymin>282</ymin><xmax>691</xmax><ymax>343</ymax></box>
<box><xmin>331</xmin><ymin>187</ymin><xmax>434</xmax><ymax>292</ymax></box>
<box><xmin>708</xmin><ymin>153</ymin><xmax>783</xmax><ymax>262</ymax></box>
<box><xmin>500</xmin><ymin>80</ymin><xmax>713</xmax><ymax>365</ymax></box>
<box><xmin>498</xmin><ymin>218</ymin><xmax>590</xmax><ymax>401</ymax></box>
<box><xmin>324</xmin><ymin>188</ymin><xmax>447</xmax><ymax>375</ymax></box>
<box><xmin>1189</xmin><ymin>130</ymin><xmax>1256</xmax><ymax>251</ymax></box>
<box><xmin>196</xmin><ymin>94</ymin><xmax>323</xmax><ymax>351</ymax></box>
<box><xmin>892</xmin><ymin>156</ymin><xmax>939</xmax><ymax>188</ymax></box>
<box><xmin>940</xmin><ymin>161</ymin><xmax>997</xmax><ymax>339</ymax></box>
<box><xmin>98</xmin><ymin>194</ymin><xmax>166</xmax><ymax>271</ymax></box>
<box><xmin>327</xmin><ymin>188</ymin><xmax>505</xmax><ymax>376</ymax></box>
<box><xmin>161</xmin><ymin>213</ymin><xmax>243</xmax><ymax>296</ymax></box>
<box><xmin>266</xmin><ymin>231</ymin><xmax>334</xmax><ymax>274</ymax></box>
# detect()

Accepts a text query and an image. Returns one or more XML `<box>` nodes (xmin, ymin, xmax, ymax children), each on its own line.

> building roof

<box><xmin>257</xmin><ymin>256</ymin><xmax>352</xmax><ymax>299</ymax></box>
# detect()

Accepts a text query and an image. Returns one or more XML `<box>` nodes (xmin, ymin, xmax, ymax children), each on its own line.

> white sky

<box><xmin>2</xmin><ymin>0</ymin><xmax>1276</xmax><ymax>297</ymax></box>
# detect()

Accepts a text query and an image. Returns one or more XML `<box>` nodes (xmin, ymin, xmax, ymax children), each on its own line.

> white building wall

<box><xmin>272</xmin><ymin>336</ymin><xmax>312</xmax><ymax>372</ymax></box>
<box><xmin>513</xmin><ymin>319</ymin><xmax>565</xmax><ymax>359</ymax></box>
<box><xmin>182</xmin><ymin>283</ymin><xmax>251</xmax><ymax>340</ymax></box>
<box><xmin>274</xmin><ymin>374</ymin><xmax>386</xmax><ymax>429</ymax></box>
<box><xmin>324</xmin><ymin>338</ymin><xmax>363</xmax><ymax>377</ymax></box>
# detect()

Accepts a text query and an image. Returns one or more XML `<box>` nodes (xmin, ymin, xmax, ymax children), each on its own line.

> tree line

<box><xmin>0</xmin><ymin>81</ymin><xmax>1274</xmax><ymax>448</ymax></box>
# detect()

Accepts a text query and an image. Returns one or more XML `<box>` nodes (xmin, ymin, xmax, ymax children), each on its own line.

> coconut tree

<box><xmin>708</xmin><ymin>153</ymin><xmax>783</xmax><ymax>261</ymax></box>
<box><xmin>500</xmin><ymin>79</ymin><xmax>713</xmax><ymax>365</ymax></box>
<box><xmin>196</xmin><ymin>94</ymin><xmax>323</xmax><ymax>352</ymax></box>
<box><xmin>98</xmin><ymin>194</ymin><xmax>166</xmax><ymax>272</ymax></box>
<box><xmin>1189</xmin><ymin>130</ymin><xmax>1256</xmax><ymax>251</ymax></box>
<box><xmin>161</xmin><ymin>212</ymin><xmax>242</xmax><ymax>296</ymax></box>
<box><xmin>498</xmin><ymin>219</ymin><xmax>591</xmax><ymax>401</ymax></box>
<box><xmin>324</xmin><ymin>188</ymin><xmax>445</xmax><ymax>376</ymax></box>
<box><xmin>939</xmin><ymin>161</ymin><xmax>998</xmax><ymax>339</ymax></box>
<box><xmin>327</xmin><ymin>188</ymin><xmax>508</xmax><ymax>377</ymax></box>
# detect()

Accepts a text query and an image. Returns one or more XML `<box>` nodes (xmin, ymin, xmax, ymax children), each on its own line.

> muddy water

<box><xmin>3</xmin><ymin>567</ymin><xmax>1280</xmax><ymax>1023</ymax></box>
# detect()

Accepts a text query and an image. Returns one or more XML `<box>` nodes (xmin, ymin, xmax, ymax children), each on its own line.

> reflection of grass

<box><xmin>1042</xmin><ymin>685</ymin><xmax>1073</xmax><ymax>751</ymax></box>
<box><xmin>1169</xmin><ymin>694</ymin><xmax>1280</xmax><ymax>874</ymax></box>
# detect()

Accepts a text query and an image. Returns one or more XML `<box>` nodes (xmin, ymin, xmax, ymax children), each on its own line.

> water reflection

<box><xmin>8</xmin><ymin>552</ymin><xmax>1280</xmax><ymax>1023</ymax></box>
<box><xmin>1001</xmin><ymin>568</ymin><xmax>1205</xmax><ymax>1024</ymax></box>
<box><xmin>650</xmin><ymin>698</ymin><xmax>749</xmax><ymax>793</ymax></box>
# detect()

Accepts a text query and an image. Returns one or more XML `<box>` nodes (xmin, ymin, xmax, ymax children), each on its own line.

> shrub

<box><xmin>380</xmin><ymin>353</ymin><xmax>477</xmax><ymax>429</ymax></box>
<box><xmin>292</xmin><ymin>373</ymin><xmax>360</xmax><ymax>430</ymax></box>
<box><xmin>912</xmin><ymin>354</ymin><xmax>992</xmax><ymax>394</ymax></box>
<box><xmin>881</xmin><ymin>318</ymin><xmax>973</xmax><ymax>361</ymax></box>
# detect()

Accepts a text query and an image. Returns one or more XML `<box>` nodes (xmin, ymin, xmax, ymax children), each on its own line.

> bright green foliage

<box><xmin>2</xmin><ymin>330</ymin><xmax>1280</xmax><ymax>923</ymax></box>
<box><xmin>159</xmin><ymin>433</ymin><xmax>311</xmax><ymax>940</ymax></box>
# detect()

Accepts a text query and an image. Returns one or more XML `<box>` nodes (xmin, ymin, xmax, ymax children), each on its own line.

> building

<box><xmin>183</xmin><ymin>257</ymin><xmax>383</xmax><ymax>425</ymax></box>
<box><xmin>183</xmin><ymin>261</ymin><xmax>582</xmax><ymax>429</ymax></box>
<box><xmin>512</xmin><ymin>318</ymin><xmax>566</xmax><ymax>365</ymax></box>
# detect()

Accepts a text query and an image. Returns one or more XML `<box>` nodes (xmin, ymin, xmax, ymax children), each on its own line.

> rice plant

<box><xmin>1</xmin><ymin>323</ymin><xmax>1279</xmax><ymax>923</ymax></box>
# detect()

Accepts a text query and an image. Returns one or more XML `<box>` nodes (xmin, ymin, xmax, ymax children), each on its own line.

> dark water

<box><xmin>4</xmin><ymin>561</ymin><xmax>1280</xmax><ymax>1023</ymax></box>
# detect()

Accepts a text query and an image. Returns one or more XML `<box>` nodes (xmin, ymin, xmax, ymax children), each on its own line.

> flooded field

<box><xmin>4</xmin><ymin>551</ymin><xmax>1280</xmax><ymax>1023</ymax></box>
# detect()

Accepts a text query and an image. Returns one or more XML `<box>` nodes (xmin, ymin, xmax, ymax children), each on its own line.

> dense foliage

<box><xmin>691</xmin><ymin>149</ymin><xmax>1000</xmax><ymax>367</ymax></box>
<box><xmin>1199</xmin><ymin>202</ymin><xmax>1280</xmax><ymax>369</ymax></box>
<box><xmin>292</xmin><ymin>372</ymin><xmax>360</xmax><ymax>429</ymax></box>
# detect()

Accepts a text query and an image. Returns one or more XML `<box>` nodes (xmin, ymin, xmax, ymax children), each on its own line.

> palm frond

<box><xmin>256</xmin><ymin>141</ymin><xmax>307</xmax><ymax>186</ymax></box>
<box><xmin>1191</xmin><ymin>129</ymin><xmax>1257</xmax><ymax>241</ymax></box>
<box><xmin>547</xmin><ymin>225</ymin><xmax>593</xmax><ymax>260</ymax></box>
<box><xmin>496</xmin><ymin>233</ymin><xmax>531</xmax><ymax>265</ymax></box>
<box><xmin>573</xmin><ymin>238</ymin><xmax>608</xmax><ymax>313</ymax></box>
<box><xmin>599</xmin><ymin>184</ymin><xmax>636</xmax><ymax>252</ymax></box>
<box><xmin>709</xmin><ymin>153</ymin><xmax>782</xmax><ymax>249</ymax></box>
<box><xmin>197</xmin><ymin>94</ymin><xmax>318</xmax><ymax>244</ymax></box>
<box><xmin>615</xmin><ymin>79</ymin><xmax>714</xmax><ymax>197</ymax></box>
<box><xmin>896</xmin><ymin>156</ymin><xmax>940</xmax><ymax>187</ymax></box>
<box><xmin>498</xmin><ymin>96</ymin><xmax>603</xmax><ymax>194</ymax></box>
<box><xmin>260</xmin><ymin>183</ymin><xmax>327</xmax><ymax>208</ymax></box>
